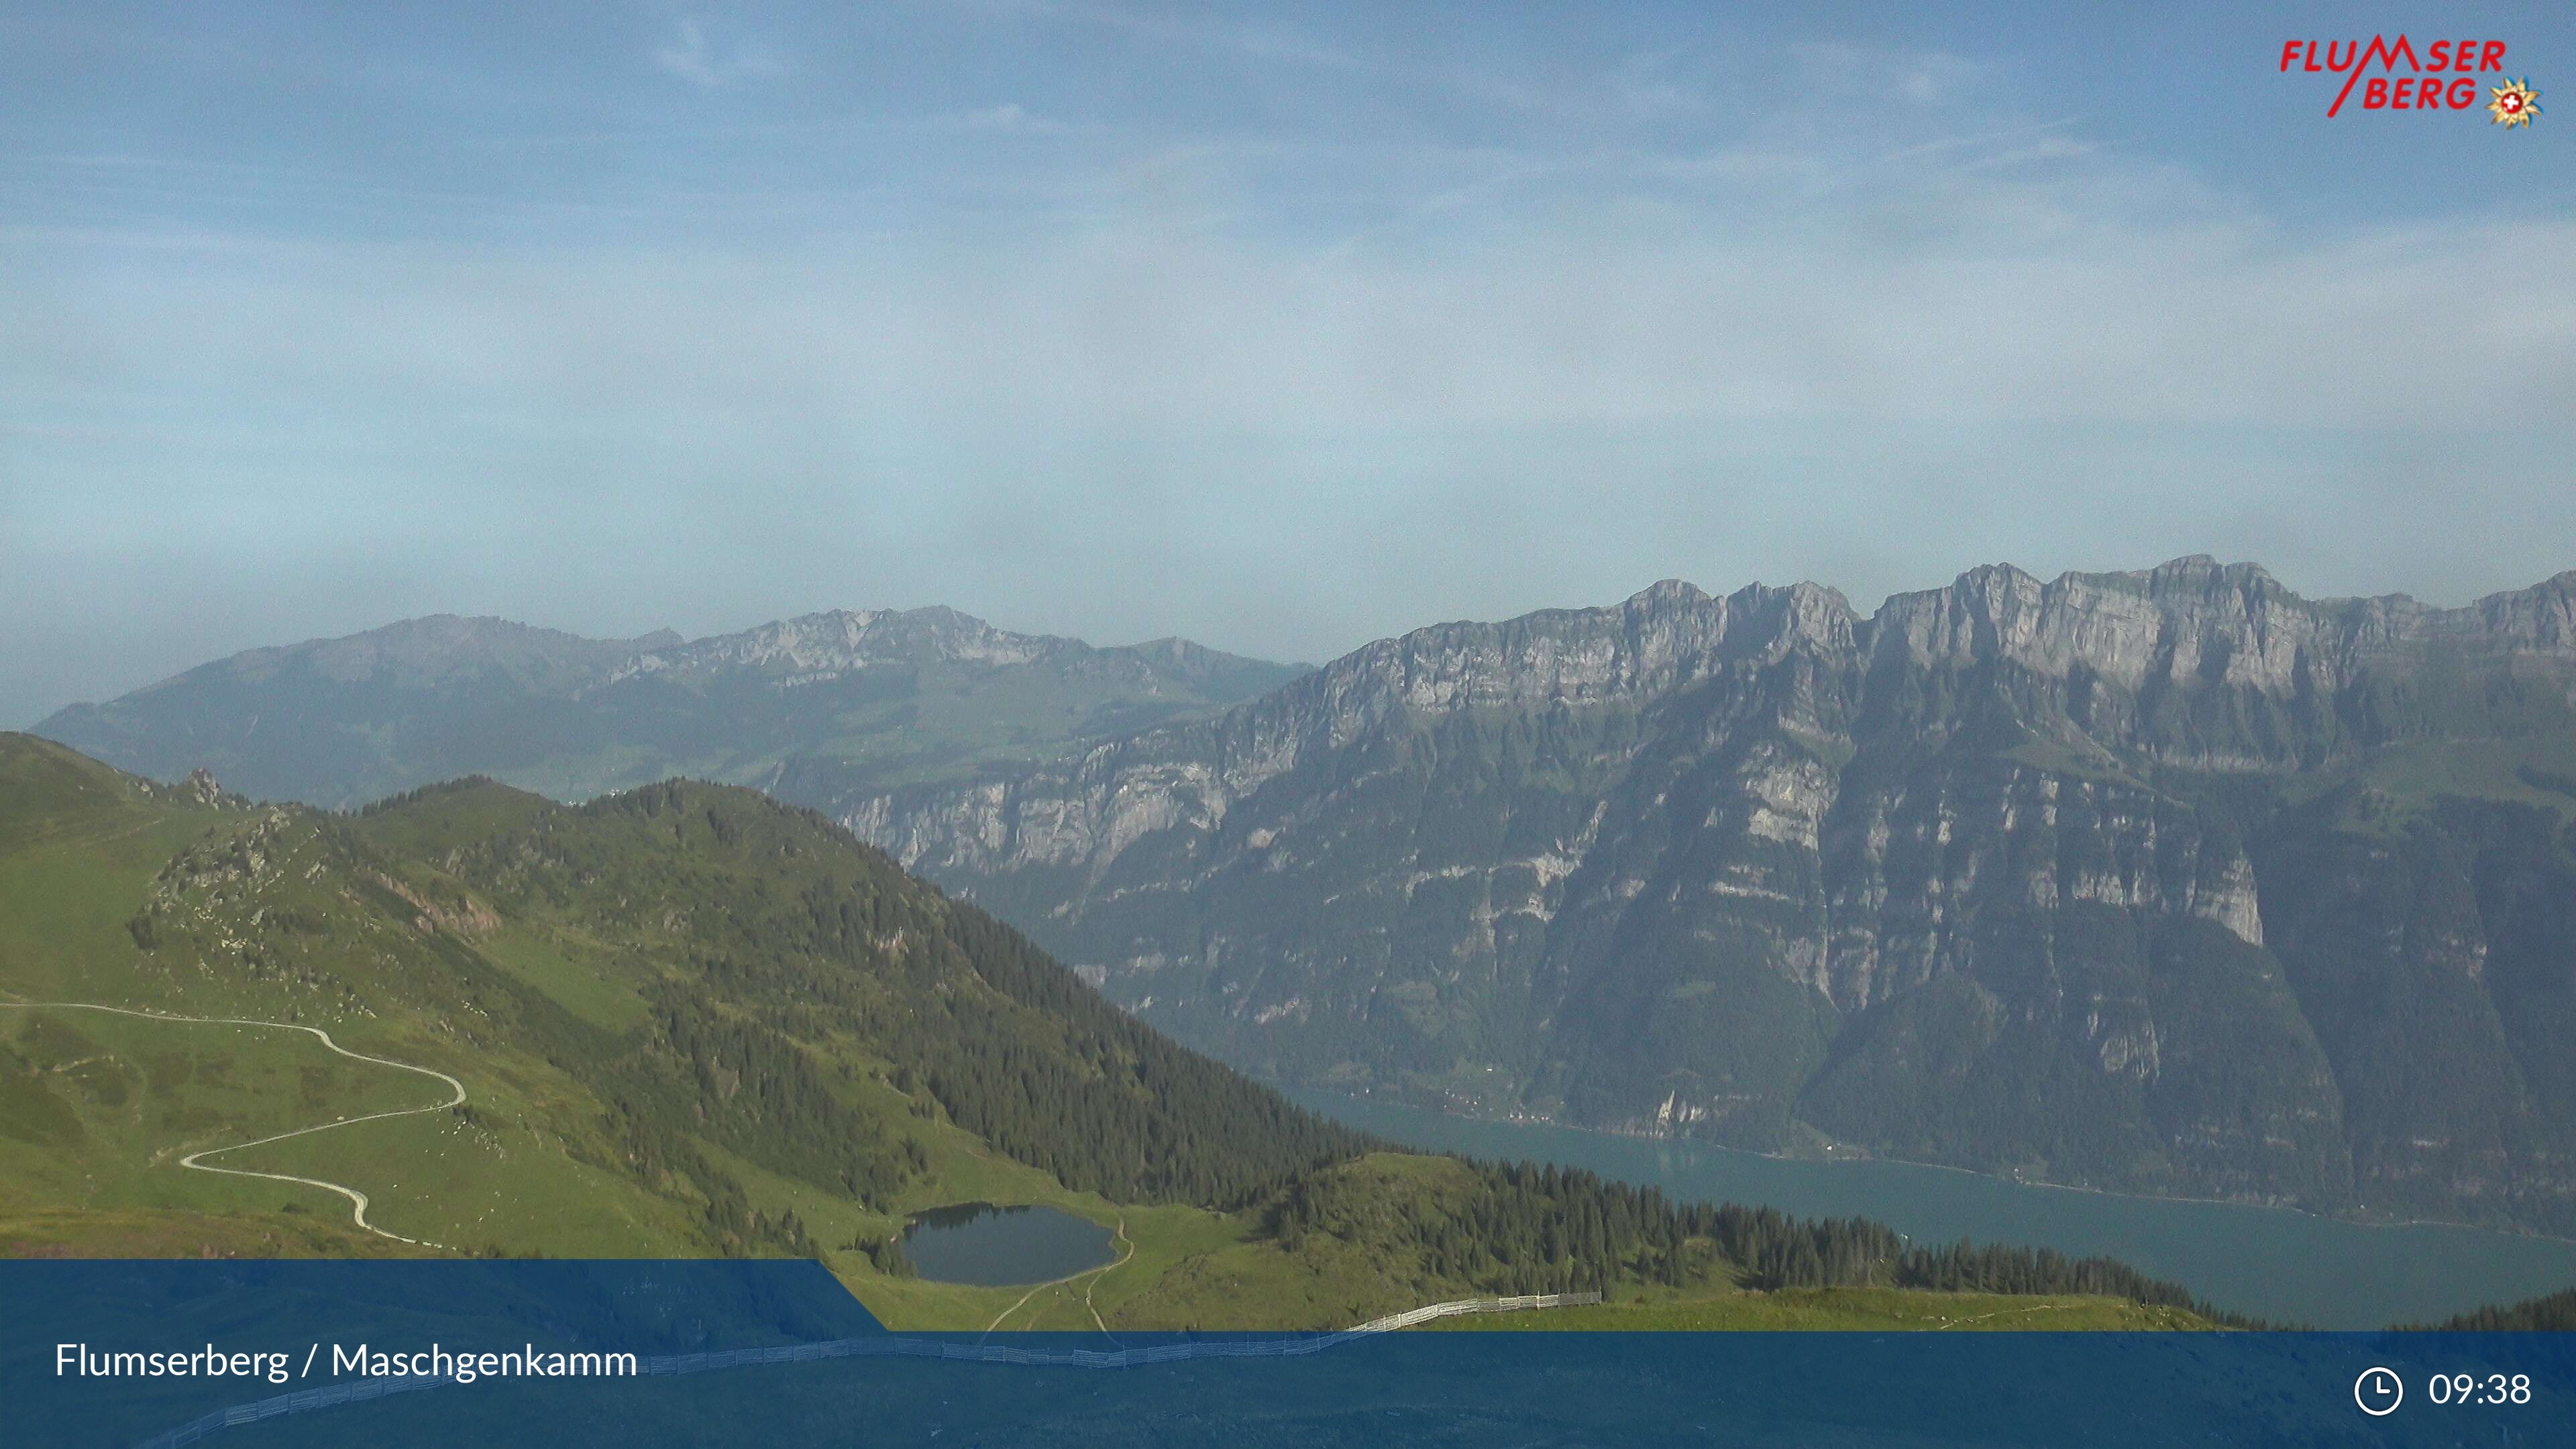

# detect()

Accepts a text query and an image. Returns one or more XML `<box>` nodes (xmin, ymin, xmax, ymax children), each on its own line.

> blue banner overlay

<box><xmin>5</xmin><ymin>1263</ymin><xmax>2566</xmax><ymax>1446</ymax></box>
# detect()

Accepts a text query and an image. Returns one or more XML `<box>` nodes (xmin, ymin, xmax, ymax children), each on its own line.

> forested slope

<box><xmin>0</xmin><ymin>734</ymin><xmax>2222</xmax><ymax>1330</ymax></box>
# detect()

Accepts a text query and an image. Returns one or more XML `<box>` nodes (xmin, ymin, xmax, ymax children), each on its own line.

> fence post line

<box><xmin>128</xmin><ymin>1292</ymin><xmax>1604</xmax><ymax>1446</ymax></box>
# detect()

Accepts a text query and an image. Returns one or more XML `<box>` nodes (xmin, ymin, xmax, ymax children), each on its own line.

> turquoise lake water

<box><xmin>1287</xmin><ymin>1089</ymin><xmax>2576</xmax><ymax>1329</ymax></box>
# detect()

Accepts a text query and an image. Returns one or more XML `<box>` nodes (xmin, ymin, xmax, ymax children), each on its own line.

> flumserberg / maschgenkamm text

<box><xmin>56</xmin><ymin>1343</ymin><xmax>639</xmax><ymax>1387</ymax></box>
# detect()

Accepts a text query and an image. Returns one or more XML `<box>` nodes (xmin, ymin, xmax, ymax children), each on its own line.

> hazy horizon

<box><xmin>7</xmin><ymin>2</ymin><xmax>2571</xmax><ymax>724</ymax></box>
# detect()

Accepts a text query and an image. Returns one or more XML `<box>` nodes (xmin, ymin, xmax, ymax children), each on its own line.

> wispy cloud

<box><xmin>653</xmin><ymin>17</ymin><xmax>786</xmax><ymax>89</ymax></box>
<box><xmin>1610</xmin><ymin>50</ymin><xmax>1707</xmax><ymax>119</ymax></box>
<box><xmin>7</xmin><ymin>7</ymin><xmax>2574</xmax><ymax>726</ymax></box>
<box><xmin>954</xmin><ymin>0</ymin><xmax>1547</xmax><ymax>111</ymax></box>
<box><xmin>13</xmin><ymin>146</ymin><xmax>2568</xmax><ymax>435</ymax></box>
<box><xmin>951</xmin><ymin>102</ymin><xmax>1079</xmax><ymax>137</ymax></box>
<box><xmin>956</xmin><ymin>0</ymin><xmax>1371</xmax><ymax>74</ymax></box>
<box><xmin>1791</xmin><ymin>41</ymin><xmax>1986</xmax><ymax>105</ymax></box>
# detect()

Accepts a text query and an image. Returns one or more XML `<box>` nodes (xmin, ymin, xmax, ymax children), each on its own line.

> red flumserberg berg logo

<box><xmin>2279</xmin><ymin>36</ymin><xmax>2542</xmax><ymax>125</ymax></box>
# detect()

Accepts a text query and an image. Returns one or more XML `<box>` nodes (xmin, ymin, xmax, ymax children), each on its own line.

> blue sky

<box><xmin>3</xmin><ymin>1</ymin><xmax>2571</xmax><ymax>722</ymax></box>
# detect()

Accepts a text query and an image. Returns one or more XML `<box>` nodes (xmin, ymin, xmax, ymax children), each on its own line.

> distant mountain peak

<box><xmin>1626</xmin><ymin>578</ymin><xmax>1712</xmax><ymax>608</ymax></box>
<box><xmin>610</xmin><ymin>604</ymin><xmax>1061</xmax><ymax>684</ymax></box>
<box><xmin>2125</xmin><ymin>555</ymin><xmax>2282</xmax><ymax>594</ymax></box>
<box><xmin>34</xmin><ymin>604</ymin><xmax>1306</xmax><ymax>810</ymax></box>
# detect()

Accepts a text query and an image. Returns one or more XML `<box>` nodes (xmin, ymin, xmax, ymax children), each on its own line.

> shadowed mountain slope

<box><xmin>843</xmin><ymin>559</ymin><xmax>2576</xmax><ymax>1234</ymax></box>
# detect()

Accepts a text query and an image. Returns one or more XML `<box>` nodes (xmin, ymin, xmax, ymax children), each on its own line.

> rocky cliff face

<box><xmin>848</xmin><ymin>559</ymin><xmax>2576</xmax><ymax>1232</ymax></box>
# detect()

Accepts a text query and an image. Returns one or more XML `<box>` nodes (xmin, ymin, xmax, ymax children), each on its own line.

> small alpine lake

<box><xmin>901</xmin><ymin>1202</ymin><xmax>1116</xmax><ymax>1287</ymax></box>
<box><xmin>1287</xmin><ymin>1089</ymin><xmax>2576</xmax><ymax>1330</ymax></box>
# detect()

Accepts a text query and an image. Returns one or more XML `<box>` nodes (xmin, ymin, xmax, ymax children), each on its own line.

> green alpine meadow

<box><xmin>2</xmin><ymin>730</ymin><xmax>2241</xmax><ymax>1331</ymax></box>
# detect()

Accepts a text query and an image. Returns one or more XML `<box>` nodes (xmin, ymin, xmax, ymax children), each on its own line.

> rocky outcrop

<box><xmin>845</xmin><ymin>559</ymin><xmax>2576</xmax><ymax>1232</ymax></box>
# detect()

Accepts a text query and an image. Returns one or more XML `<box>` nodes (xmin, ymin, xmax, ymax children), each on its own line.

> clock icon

<box><xmin>2355</xmin><ymin>1366</ymin><xmax>2404</xmax><ymax>1417</ymax></box>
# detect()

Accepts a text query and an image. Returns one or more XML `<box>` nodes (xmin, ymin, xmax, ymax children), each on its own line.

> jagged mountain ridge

<box><xmin>845</xmin><ymin>557</ymin><xmax>2576</xmax><ymax>1233</ymax></box>
<box><xmin>36</xmin><ymin>608</ymin><xmax>1307</xmax><ymax>811</ymax></box>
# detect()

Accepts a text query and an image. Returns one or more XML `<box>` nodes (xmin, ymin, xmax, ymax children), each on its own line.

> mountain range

<box><xmin>35</xmin><ymin>608</ymin><xmax>1305</xmax><ymax>811</ymax></box>
<box><xmin>36</xmin><ymin>559</ymin><xmax>2576</xmax><ymax>1236</ymax></box>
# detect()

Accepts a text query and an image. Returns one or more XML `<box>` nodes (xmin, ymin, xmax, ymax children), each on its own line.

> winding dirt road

<box><xmin>0</xmin><ymin>1001</ymin><xmax>465</xmax><ymax>1248</ymax></box>
<box><xmin>982</xmin><ymin>1212</ymin><xmax>1136</xmax><ymax>1335</ymax></box>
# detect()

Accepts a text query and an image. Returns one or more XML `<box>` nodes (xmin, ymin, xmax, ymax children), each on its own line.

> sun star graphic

<box><xmin>2487</xmin><ymin>77</ymin><xmax>2541</xmax><ymax>128</ymax></box>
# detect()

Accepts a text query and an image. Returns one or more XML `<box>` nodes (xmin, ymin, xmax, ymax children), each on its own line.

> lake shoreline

<box><xmin>1283</xmin><ymin>1085</ymin><xmax>2576</xmax><ymax>1330</ymax></box>
<box><xmin>1291</xmin><ymin>1085</ymin><xmax>2576</xmax><ymax>1248</ymax></box>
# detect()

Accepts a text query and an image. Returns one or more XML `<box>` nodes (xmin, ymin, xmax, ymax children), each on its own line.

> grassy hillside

<box><xmin>1</xmin><ymin>734</ymin><xmax>2230</xmax><ymax>1332</ymax></box>
<box><xmin>1</xmin><ymin>735</ymin><xmax>1369</xmax><ymax>1309</ymax></box>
